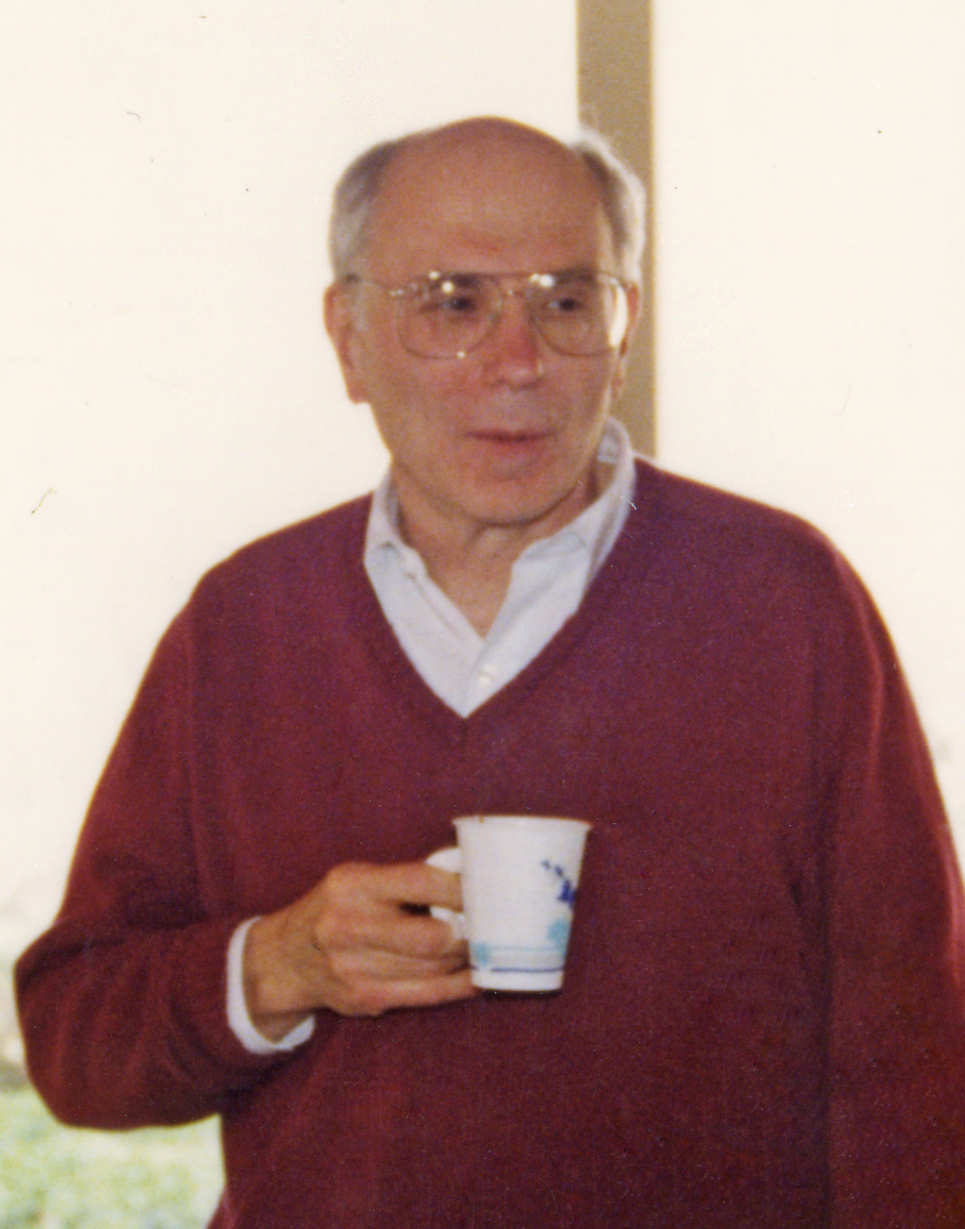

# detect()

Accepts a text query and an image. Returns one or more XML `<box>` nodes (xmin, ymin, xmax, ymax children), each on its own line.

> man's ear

<box><xmin>323</xmin><ymin>282</ymin><xmax>369</xmax><ymax>404</ymax></box>
<box><xmin>610</xmin><ymin>281</ymin><xmax>642</xmax><ymax>400</ymax></box>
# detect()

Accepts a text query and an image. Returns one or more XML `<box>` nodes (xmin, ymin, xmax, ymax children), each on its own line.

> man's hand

<box><xmin>242</xmin><ymin>861</ymin><xmax>474</xmax><ymax>1042</ymax></box>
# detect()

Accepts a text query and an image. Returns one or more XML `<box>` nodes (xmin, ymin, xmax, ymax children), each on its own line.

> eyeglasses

<box><xmin>343</xmin><ymin>270</ymin><xmax>631</xmax><ymax>359</ymax></box>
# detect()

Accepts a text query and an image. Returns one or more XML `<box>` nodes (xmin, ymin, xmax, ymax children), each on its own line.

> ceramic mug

<box><xmin>427</xmin><ymin>814</ymin><xmax>591</xmax><ymax>992</ymax></box>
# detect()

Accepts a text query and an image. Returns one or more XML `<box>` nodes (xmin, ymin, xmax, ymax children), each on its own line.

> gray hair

<box><xmin>327</xmin><ymin>122</ymin><xmax>646</xmax><ymax>282</ymax></box>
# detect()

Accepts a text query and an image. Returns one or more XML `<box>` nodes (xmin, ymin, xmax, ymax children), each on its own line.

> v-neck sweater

<box><xmin>17</xmin><ymin>458</ymin><xmax>965</xmax><ymax>1227</ymax></box>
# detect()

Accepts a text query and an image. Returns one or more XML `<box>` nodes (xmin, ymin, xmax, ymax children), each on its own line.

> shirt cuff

<box><xmin>226</xmin><ymin>917</ymin><xmax>315</xmax><ymax>1055</ymax></box>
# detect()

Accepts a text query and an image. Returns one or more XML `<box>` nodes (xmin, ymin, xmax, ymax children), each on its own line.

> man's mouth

<box><xmin>469</xmin><ymin>428</ymin><xmax>551</xmax><ymax>445</ymax></box>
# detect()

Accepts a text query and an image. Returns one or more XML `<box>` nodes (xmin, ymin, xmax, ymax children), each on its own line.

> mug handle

<box><xmin>425</xmin><ymin>845</ymin><xmax>465</xmax><ymax>941</ymax></box>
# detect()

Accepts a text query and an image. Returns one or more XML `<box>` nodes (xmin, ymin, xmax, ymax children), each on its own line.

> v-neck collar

<box><xmin>342</xmin><ymin>458</ymin><xmax>665</xmax><ymax>737</ymax></box>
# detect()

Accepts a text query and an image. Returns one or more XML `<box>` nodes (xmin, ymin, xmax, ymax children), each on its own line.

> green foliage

<box><xmin>0</xmin><ymin>1086</ymin><xmax>223</xmax><ymax>1229</ymax></box>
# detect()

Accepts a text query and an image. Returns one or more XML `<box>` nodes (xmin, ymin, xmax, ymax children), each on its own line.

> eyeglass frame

<box><xmin>340</xmin><ymin>268</ymin><xmax>633</xmax><ymax>360</ymax></box>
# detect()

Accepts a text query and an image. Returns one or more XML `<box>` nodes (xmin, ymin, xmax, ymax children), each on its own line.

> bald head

<box><xmin>328</xmin><ymin>116</ymin><xmax>645</xmax><ymax>283</ymax></box>
<box><xmin>380</xmin><ymin>117</ymin><xmax>590</xmax><ymax>194</ymax></box>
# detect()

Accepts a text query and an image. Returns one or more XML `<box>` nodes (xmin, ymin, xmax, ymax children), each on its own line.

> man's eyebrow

<box><xmin>423</xmin><ymin>265</ymin><xmax>602</xmax><ymax>280</ymax></box>
<box><xmin>420</xmin><ymin>270</ymin><xmax>483</xmax><ymax>284</ymax></box>
<box><xmin>528</xmin><ymin>266</ymin><xmax>605</xmax><ymax>283</ymax></box>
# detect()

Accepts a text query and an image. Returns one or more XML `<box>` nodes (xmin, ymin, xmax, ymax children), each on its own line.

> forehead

<box><xmin>362</xmin><ymin>123</ymin><xmax>615</xmax><ymax>278</ymax></box>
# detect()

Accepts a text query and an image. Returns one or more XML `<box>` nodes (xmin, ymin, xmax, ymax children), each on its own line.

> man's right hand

<box><xmin>242</xmin><ymin>861</ymin><xmax>474</xmax><ymax>1042</ymax></box>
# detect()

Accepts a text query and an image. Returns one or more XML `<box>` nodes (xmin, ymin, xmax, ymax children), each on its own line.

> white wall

<box><xmin>652</xmin><ymin>1</ymin><xmax>965</xmax><ymax>847</ymax></box>
<box><xmin>1</xmin><ymin>0</ymin><xmax>577</xmax><ymax>950</ymax></box>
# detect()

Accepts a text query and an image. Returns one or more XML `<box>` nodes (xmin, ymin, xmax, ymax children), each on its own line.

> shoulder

<box><xmin>631</xmin><ymin>457</ymin><xmax>851</xmax><ymax>584</ymax></box>
<box><xmin>623</xmin><ymin>458</ymin><xmax>881</xmax><ymax>643</ymax></box>
<box><xmin>178</xmin><ymin>495</ymin><xmax>372</xmax><ymax>638</ymax></box>
<box><xmin>633</xmin><ymin>457</ymin><xmax>826</xmax><ymax>551</ymax></box>
<box><xmin>214</xmin><ymin>495</ymin><xmax>370</xmax><ymax>579</ymax></box>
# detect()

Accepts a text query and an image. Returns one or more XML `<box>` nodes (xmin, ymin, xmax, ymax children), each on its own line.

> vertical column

<box><xmin>577</xmin><ymin>0</ymin><xmax>655</xmax><ymax>454</ymax></box>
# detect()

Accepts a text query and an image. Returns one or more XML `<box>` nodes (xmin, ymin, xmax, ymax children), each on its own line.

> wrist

<box><xmin>242</xmin><ymin>914</ymin><xmax>314</xmax><ymax>1043</ymax></box>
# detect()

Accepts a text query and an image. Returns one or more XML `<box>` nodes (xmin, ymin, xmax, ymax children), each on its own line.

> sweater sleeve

<box><xmin>819</xmin><ymin>552</ymin><xmax>965</xmax><ymax>1222</ymax></box>
<box><xmin>15</xmin><ymin>608</ymin><xmax>306</xmax><ymax>1129</ymax></box>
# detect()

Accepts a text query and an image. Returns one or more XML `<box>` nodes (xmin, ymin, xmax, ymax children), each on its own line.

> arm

<box><xmin>820</xmin><ymin>554</ymin><xmax>965</xmax><ymax>1221</ymax></box>
<box><xmin>15</xmin><ymin>614</ymin><xmax>240</xmax><ymax>1127</ymax></box>
<box><xmin>15</xmin><ymin>606</ymin><xmax>472</xmax><ymax>1129</ymax></box>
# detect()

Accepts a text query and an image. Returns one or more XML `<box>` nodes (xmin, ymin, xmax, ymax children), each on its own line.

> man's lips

<box><xmin>462</xmin><ymin>430</ymin><xmax>555</xmax><ymax>477</ymax></box>
<box><xmin>468</xmin><ymin>428</ymin><xmax>552</xmax><ymax>445</ymax></box>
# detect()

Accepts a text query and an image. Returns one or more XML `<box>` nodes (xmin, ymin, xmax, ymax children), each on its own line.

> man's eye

<box><xmin>440</xmin><ymin>294</ymin><xmax>480</xmax><ymax>313</ymax></box>
<box><xmin>538</xmin><ymin>278</ymin><xmax>598</xmax><ymax>315</ymax></box>
<box><xmin>546</xmin><ymin>294</ymin><xmax>588</xmax><ymax>314</ymax></box>
<box><xmin>421</xmin><ymin>291</ymin><xmax>482</xmax><ymax>315</ymax></box>
<box><xmin>541</xmin><ymin>290</ymin><xmax>596</xmax><ymax>317</ymax></box>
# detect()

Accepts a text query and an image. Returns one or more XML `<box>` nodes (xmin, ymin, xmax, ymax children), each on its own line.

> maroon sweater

<box><xmin>17</xmin><ymin>460</ymin><xmax>965</xmax><ymax>1226</ymax></box>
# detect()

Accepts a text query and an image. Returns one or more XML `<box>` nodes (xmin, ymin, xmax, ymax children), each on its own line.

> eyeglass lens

<box><xmin>396</xmin><ymin>273</ymin><xmax>626</xmax><ymax>359</ymax></box>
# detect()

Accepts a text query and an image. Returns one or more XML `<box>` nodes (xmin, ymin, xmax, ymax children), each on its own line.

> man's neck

<box><xmin>393</xmin><ymin>461</ymin><xmax>609</xmax><ymax>637</ymax></box>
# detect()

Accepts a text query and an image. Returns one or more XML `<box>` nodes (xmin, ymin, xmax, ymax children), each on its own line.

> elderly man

<box><xmin>17</xmin><ymin>118</ymin><xmax>965</xmax><ymax>1226</ymax></box>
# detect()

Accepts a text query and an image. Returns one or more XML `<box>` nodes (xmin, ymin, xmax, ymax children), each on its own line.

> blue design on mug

<box><xmin>470</xmin><ymin>941</ymin><xmax>493</xmax><ymax>969</ymax></box>
<box><xmin>541</xmin><ymin>860</ymin><xmax>578</xmax><ymax>908</ymax></box>
<box><xmin>546</xmin><ymin>916</ymin><xmax>571</xmax><ymax>953</ymax></box>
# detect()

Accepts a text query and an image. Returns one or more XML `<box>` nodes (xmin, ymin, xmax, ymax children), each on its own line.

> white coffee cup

<box><xmin>427</xmin><ymin>815</ymin><xmax>591</xmax><ymax>992</ymax></box>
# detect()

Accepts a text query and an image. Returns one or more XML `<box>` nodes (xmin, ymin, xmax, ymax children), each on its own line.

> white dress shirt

<box><xmin>362</xmin><ymin>417</ymin><xmax>636</xmax><ymax>716</ymax></box>
<box><xmin>227</xmin><ymin>417</ymin><xmax>638</xmax><ymax>1053</ymax></box>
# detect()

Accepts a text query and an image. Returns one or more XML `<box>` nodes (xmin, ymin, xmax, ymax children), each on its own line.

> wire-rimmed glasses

<box><xmin>343</xmin><ymin>270</ymin><xmax>631</xmax><ymax>360</ymax></box>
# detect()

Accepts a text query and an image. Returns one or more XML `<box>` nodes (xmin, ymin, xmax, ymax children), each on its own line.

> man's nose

<box><xmin>482</xmin><ymin>293</ymin><xmax>544</xmax><ymax>386</ymax></box>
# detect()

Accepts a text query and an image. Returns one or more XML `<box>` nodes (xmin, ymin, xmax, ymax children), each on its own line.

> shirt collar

<box><xmin>364</xmin><ymin>416</ymin><xmax>636</xmax><ymax>569</ymax></box>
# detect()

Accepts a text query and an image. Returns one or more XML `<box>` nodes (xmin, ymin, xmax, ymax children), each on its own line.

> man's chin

<box><xmin>458</xmin><ymin>474</ymin><xmax>595</xmax><ymax>537</ymax></box>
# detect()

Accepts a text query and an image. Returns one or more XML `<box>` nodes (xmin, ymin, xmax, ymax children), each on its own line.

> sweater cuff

<box><xmin>226</xmin><ymin>918</ymin><xmax>316</xmax><ymax>1055</ymax></box>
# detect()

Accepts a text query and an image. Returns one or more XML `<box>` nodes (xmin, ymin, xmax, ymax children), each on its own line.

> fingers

<box><xmin>244</xmin><ymin>858</ymin><xmax>474</xmax><ymax>1030</ymax></box>
<box><xmin>316</xmin><ymin>861</ymin><xmax>465</xmax><ymax>959</ymax></box>
<box><xmin>326</xmin><ymin>859</ymin><xmax>464</xmax><ymax>913</ymax></box>
<box><xmin>318</xmin><ymin>934</ymin><xmax>466</xmax><ymax>982</ymax></box>
<box><xmin>335</xmin><ymin>967</ymin><xmax>477</xmax><ymax>1017</ymax></box>
<box><xmin>318</xmin><ymin>899</ymin><xmax>463</xmax><ymax>961</ymax></box>
<box><xmin>307</xmin><ymin>862</ymin><xmax>471</xmax><ymax>1015</ymax></box>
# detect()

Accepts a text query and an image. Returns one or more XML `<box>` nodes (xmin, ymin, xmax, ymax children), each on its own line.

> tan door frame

<box><xmin>578</xmin><ymin>0</ymin><xmax>655</xmax><ymax>455</ymax></box>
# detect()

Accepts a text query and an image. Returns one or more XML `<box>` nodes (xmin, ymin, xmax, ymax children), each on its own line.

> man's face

<box><xmin>326</xmin><ymin>122</ymin><xmax>639</xmax><ymax>539</ymax></box>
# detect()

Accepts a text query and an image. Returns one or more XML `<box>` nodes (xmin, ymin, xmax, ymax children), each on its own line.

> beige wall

<box><xmin>0</xmin><ymin>1</ymin><xmax>578</xmax><ymax>950</ymax></box>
